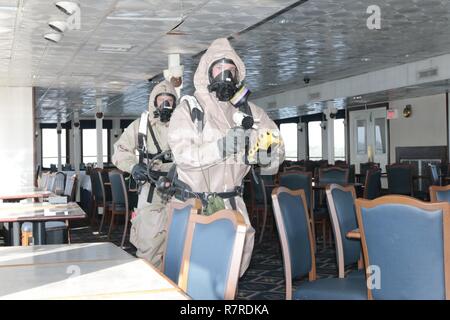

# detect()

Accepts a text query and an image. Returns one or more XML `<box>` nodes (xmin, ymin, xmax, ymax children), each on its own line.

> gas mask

<box><xmin>207</xmin><ymin>59</ymin><xmax>239</xmax><ymax>102</ymax></box>
<box><xmin>153</xmin><ymin>93</ymin><xmax>176</xmax><ymax>123</ymax></box>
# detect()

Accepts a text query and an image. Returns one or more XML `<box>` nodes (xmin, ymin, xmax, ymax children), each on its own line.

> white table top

<box><xmin>0</xmin><ymin>202</ymin><xmax>86</xmax><ymax>222</ymax></box>
<box><xmin>0</xmin><ymin>187</ymin><xmax>53</xmax><ymax>200</ymax></box>
<box><xmin>0</xmin><ymin>243</ymin><xmax>133</xmax><ymax>267</ymax></box>
<box><xmin>0</xmin><ymin>243</ymin><xmax>189</xmax><ymax>300</ymax></box>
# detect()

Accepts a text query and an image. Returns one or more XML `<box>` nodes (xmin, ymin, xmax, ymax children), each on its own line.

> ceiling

<box><xmin>3</xmin><ymin>0</ymin><xmax>450</xmax><ymax>122</ymax></box>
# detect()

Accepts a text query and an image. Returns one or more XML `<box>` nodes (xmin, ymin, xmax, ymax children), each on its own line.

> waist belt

<box><xmin>175</xmin><ymin>186</ymin><xmax>243</xmax><ymax>205</ymax></box>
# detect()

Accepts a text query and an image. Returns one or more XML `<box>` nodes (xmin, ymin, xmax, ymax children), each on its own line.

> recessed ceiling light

<box><xmin>361</xmin><ymin>58</ymin><xmax>370</xmax><ymax>62</ymax></box>
<box><xmin>353</xmin><ymin>96</ymin><xmax>362</xmax><ymax>100</ymax></box>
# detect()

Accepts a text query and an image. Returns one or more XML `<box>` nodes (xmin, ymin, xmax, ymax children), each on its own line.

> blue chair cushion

<box><xmin>294</xmin><ymin>277</ymin><xmax>367</xmax><ymax>300</ymax></box>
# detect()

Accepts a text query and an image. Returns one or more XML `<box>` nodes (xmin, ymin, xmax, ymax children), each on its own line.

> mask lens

<box><xmin>210</xmin><ymin>60</ymin><xmax>238</xmax><ymax>83</ymax></box>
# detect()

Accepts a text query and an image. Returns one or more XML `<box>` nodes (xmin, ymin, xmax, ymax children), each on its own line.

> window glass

<box><xmin>42</xmin><ymin>129</ymin><xmax>66</xmax><ymax>168</ymax></box>
<box><xmin>82</xmin><ymin>129</ymin><xmax>108</xmax><ymax>164</ymax></box>
<box><xmin>334</xmin><ymin>119</ymin><xmax>346</xmax><ymax>161</ymax></box>
<box><xmin>280</xmin><ymin>123</ymin><xmax>298</xmax><ymax>161</ymax></box>
<box><xmin>308</xmin><ymin>121</ymin><xmax>322</xmax><ymax>160</ymax></box>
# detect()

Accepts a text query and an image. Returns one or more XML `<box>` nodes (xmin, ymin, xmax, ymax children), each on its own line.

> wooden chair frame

<box><xmin>107</xmin><ymin>170</ymin><xmax>129</xmax><ymax>248</ymax></box>
<box><xmin>161</xmin><ymin>199</ymin><xmax>202</xmax><ymax>273</ymax></box>
<box><xmin>430</xmin><ymin>185</ymin><xmax>450</xmax><ymax>203</ymax></box>
<box><xmin>271</xmin><ymin>187</ymin><xmax>317</xmax><ymax>300</ymax></box>
<box><xmin>178</xmin><ymin>210</ymin><xmax>247</xmax><ymax>300</ymax></box>
<box><xmin>325</xmin><ymin>184</ymin><xmax>362</xmax><ymax>278</ymax></box>
<box><xmin>355</xmin><ymin>195</ymin><xmax>450</xmax><ymax>300</ymax></box>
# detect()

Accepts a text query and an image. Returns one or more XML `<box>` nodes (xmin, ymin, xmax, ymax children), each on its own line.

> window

<box><xmin>42</xmin><ymin>128</ymin><xmax>67</xmax><ymax>168</ymax></box>
<box><xmin>308</xmin><ymin>121</ymin><xmax>322</xmax><ymax>160</ymax></box>
<box><xmin>280</xmin><ymin>123</ymin><xmax>298</xmax><ymax>161</ymax></box>
<box><xmin>356</xmin><ymin>119</ymin><xmax>367</xmax><ymax>154</ymax></box>
<box><xmin>374</xmin><ymin>118</ymin><xmax>386</xmax><ymax>154</ymax></box>
<box><xmin>334</xmin><ymin>119</ymin><xmax>346</xmax><ymax>161</ymax></box>
<box><xmin>82</xmin><ymin>129</ymin><xmax>108</xmax><ymax>164</ymax></box>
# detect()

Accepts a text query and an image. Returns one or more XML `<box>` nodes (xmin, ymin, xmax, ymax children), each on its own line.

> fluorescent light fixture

<box><xmin>96</xmin><ymin>44</ymin><xmax>134</xmax><ymax>53</ymax></box>
<box><xmin>49</xmin><ymin>21</ymin><xmax>68</xmax><ymax>33</ymax></box>
<box><xmin>44</xmin><ymin>33</ymin><xmax>63</xmax><ymax>43</ymax></box>
<box><xmin>106</xmin><ymin>16</ymin><xmax>181</xmax><ymax>21</ymax></box>
<box><xmin>55</xmin><ymin>1</ymin><xmax>79</xmax><ymax>15</ymax></box>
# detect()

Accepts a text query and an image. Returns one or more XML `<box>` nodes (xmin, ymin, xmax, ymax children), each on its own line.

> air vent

<box><xmin>96</xmin><ymin>44</ymin><xmax>134</xmax><ymax>53</ymax></box>
<box><xmin>309</xmin><ymin>92</ymin><xmax>321</xmax><ymax>100</ymax></box>
<box><xmin>417</xmin><ymin>67</ymin><xmax>438</xmax><ymax>79</ymax></box>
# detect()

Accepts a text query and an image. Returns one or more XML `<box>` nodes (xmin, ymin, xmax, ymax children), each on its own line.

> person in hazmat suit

<box><xmin>167</xmin><ymin>38</ymin><xmax>285</xmax><ymax>276</ymax></box>
<box><xmin>112</xmin><ymin>80</ymin><xmax>177</xmax><ymax>268</ymax></box>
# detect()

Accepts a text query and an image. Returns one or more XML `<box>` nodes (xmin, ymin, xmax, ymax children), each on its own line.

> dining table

<box><xmin>0</xmin><ymin>202</ymin><xmax>86</xmax><ymax>246</ymax></box>
<box><xmin>0</xmin><ymin>243</ymin><xmax>190</xmax><ymax>300</ymax></box>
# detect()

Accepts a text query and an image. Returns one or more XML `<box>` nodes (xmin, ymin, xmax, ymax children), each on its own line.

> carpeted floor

<box><xmin>69</xmin><ymin>218</ymin><xmax>359</xmax><ymax>300</ymax></box>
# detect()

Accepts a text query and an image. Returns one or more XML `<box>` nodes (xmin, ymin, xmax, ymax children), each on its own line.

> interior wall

<box><xmin>0</xmin><ymin>87</ymin><xmax>34</xmax><ymax>188</ymax></box>
<box><xmin>389</xmin><ymin>94</ymin><xmax>447</xmax><ymax>163</ymax></box>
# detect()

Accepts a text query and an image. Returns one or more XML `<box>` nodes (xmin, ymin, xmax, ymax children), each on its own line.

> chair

<box><xmin>430</xmin><ymin>185</ymin><xmax>450</xmax><ymax>203</ymax></box>
<box><xmin>318</xmin><ymin>167</ymin><xmax>349</xmax><ymax>186</ymax></box>
<box><xmin>279</xmin><ymin>171</ymin><xmax>316</xmax><ymax>247</ymax></box>
<box><xmin>334</xmin><ymin>160</ymin><xmax>347</xmax><ymax>166</ymax></box>
<box><xmin>359</xmin><ymin>162</ymin><xmax>380</xmax><ymax>184</ymax></box>
<box><xmin>271</xmin><ymin>187</ymin><xmax>367</xmax><ymax>300</ymax></box>
<box><xmin>63</xmin><ymin>174</ymin><xmax>78</xmax><ymax>202</ymax></box>
<box><xmin>162</xmin><ymin>199</ymin><xmax>202</xmax><ymax>283</ymax></box>
<box><xmin>178</xmin><ymin>210</ymin><xmax>247</xmax><ymax>300</ymax></box>
<box><xmin>91</xmin><ymin>169</ymin><xmax>111</xmax><ymax>231</ymax></box>
<box><xmin>52</xmin><ymin>172</ymin><xmax>67</xmax><ymax>195</ymax></box>
<box><xmin>45</xmin><ymin>174</ymin><xmax>56</xmax><ymax>192</ymax></box>
<box><xmin>363</xmin><ymin>169</ymin><xmax>382</xmax><ymax>200</ymax></box>
<box><xmin>386</xmin><ymin>164</ymin><xmax>413</xmax><ymax>196</ymax></box>
<box><xmin>355</xmin><ymin>195</ymin><xmax>450</xmax><ymax>299</ymax></box>
<box><xmin>108</xmin><ymin>170</ymin><xmax>129</xmax><ymax>248</ymax></box>
<box><xmin>325</xmin><ymin>184</ymin><xmax>362</xmax><ymax>278</ymax></box>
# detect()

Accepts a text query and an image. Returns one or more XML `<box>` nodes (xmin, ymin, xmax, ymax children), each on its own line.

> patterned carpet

<box><xmin>69</xmin><ymin>217</ymin><xmax>359</xmax><ymax>300</ymax></box>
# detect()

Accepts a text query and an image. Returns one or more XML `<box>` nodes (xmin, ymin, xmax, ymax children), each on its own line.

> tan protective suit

<box><xmin>112</xmin><ymin>80</ymin><xmax>177</xmax><ymax>268</ymax></box>
<box><xmin>168</xmin><ymin>38</ymin><xmax>285</xmax><ymax>276</ymax></box>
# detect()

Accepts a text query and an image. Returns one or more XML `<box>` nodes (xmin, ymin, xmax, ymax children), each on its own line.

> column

<box><xmin>96</xmin><ymin>98</ymin><xmax>103</xmax><ymax>169</ymax></box>
<box><xmin>73</xmin><ymin>111</ymin><xmax>81</xmax><ymax>201</ymax></box>
<box><xmin>57</xmin><ymin>122</ymin><xmax>62</xmax><ymax>171</ymax></box>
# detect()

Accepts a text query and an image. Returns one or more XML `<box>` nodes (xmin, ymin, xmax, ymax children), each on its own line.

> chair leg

<box><xmin>121</xmin><ymin>212</ymin><xmax>129</xmax><ymax>249</ymax></box>
<box><xmin>108</xmin><ymin>212</ymin><xmax>116</xmax><ymax>240</ymax></box>
<box><xmin>258</xmin><ymin>206</ymin><xmax>268</xmax><ymax>244</ymax></box>
<box><xmin>98</xmin><ymin>206</ymin><xmax>106</xmax><ymax>234</ymax></box>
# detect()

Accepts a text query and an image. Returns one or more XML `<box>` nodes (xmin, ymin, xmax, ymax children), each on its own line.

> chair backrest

<box><xmin>45</xmin><ymin>174</ymin><xmax>56</xmax><ymax>192</ymax></box>
<box><xmin>334</xmin><ymin>160</ymin><xmax>347</xmax><ymax>166</ymax></box>
<box><xmin>39</xmin><ymin>172</ymin><xmax>49</xmax><ymax>189</ymax></box>
<box><xmin>271</xmin><ymin>187</ymin><xmax>316</xmax><ymax>300</ymax></box>
<box><xmin>91</xmin><ymin>169</ymin><xmax>106</xmax><ymax>204</ymax></box>
<box><xmin>318</xmin><ymin>167</ymin><xmax>349</xmax><ymax>186</ymax></box>
<box><xmin>162</xmin><ymin>199</ymin><xmax>202</xmax><ymax>283</ymax></box>
<box><xmin>63</xmin><ymin>174</ymin><xmax>78</xmax><ymax>202</ymax></box>
<box><xmin>364</xmin><ymin>168</ymin><xmax>382</xmax><ymax>200</ymax></box>
<box><xmin>429</xmin><ymin>164</ymin><xmax>440</xmax><ymax>186</ymax></box>
<box><xmin>355</xmin><ymin>195</ymin><xmax>450</xmax><ymax>300</ymax></box>
<box><xmin>386</xmin><ymin>164</ymin><xmax>413</xmax><ymax>195</ymax></box>
<box><xmin>53</xmin><ymin>172</ymin><xmax>66</xmax><ymax>195</ymax></box>
<box><xmin>108</xmin><ymin>170</ymin><xmax>128</xmax><ymax>210</ymax></box>
<box><xmin>430</xmin><ymin>185</ymin><xmax>450</xmax><ymax>203</ymax></box>
<box><xmin>178</xmin><ymin>210</ymin><xmax>247</xmax><ymax>300</ymax></box>
<box><xmin>325</xmin><ymin>184</ymin><xmax>361</xmax><ymax>278</ymax></box>
<box><xmin>279</xmin><ymin>171</ymin><xmax>313</xmax><ymax>210</ymax></box>
<box><xmin>284</xmin><ymin>165</ymin><xmax>306</xmax><ymax>172</ymax></box>
<box><xmin>360</xmin><ymin>162</ymin><xmax>380</xmax><ymax>184</ymax></box>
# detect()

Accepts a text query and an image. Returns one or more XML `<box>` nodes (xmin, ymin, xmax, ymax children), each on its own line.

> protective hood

<box><xmin>193</xmin><ymin>38</ymin><xmax>246</xmax><ymax>95</ymax></box>
<box><xmin>148</xmin><ymin>80</ymin><xmax>178</xmax><ymax>115</ymax></box>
